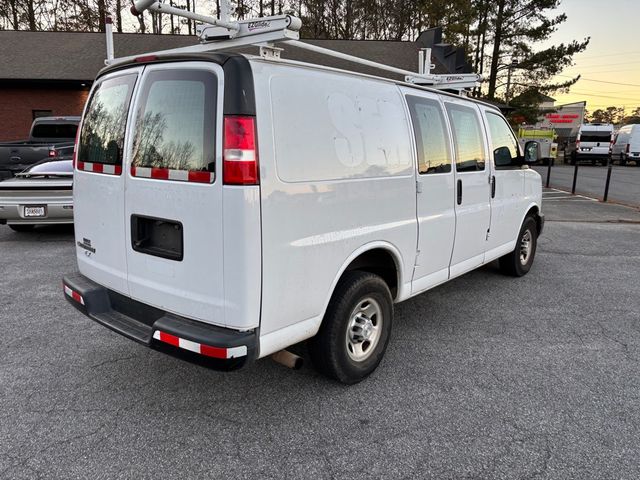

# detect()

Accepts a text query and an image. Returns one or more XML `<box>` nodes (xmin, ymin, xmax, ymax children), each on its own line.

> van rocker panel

<box><xmin>62</xmin><ymin>273</ymin><xmax>258</xmax><ymax>370</ymax></box>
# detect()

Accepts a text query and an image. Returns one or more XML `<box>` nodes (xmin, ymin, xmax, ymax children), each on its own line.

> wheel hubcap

<box><xmin>519</xmin><ymin>229</ymin><xmax>532</xmax><ymax>265</ymax></box>
<box><xmin>346</xmin><ymin>298</ymin><xmax>382</xmax><ymax>362</ymax></box>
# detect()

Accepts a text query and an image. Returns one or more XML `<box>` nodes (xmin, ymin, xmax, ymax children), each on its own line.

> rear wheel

<box><xmin>9</xmin><ymin>225</ymin><xmax>35</xmax><ymax>233</ymax></box>
<box><xmin>309</xmin><ymin>271</ymin><xmax>393</xmax><ymax>384</ymax></box>
<box><xmin>499</xmin><ymin>216</ymin><xmax>538</xmax><ymax>277</ymax></box>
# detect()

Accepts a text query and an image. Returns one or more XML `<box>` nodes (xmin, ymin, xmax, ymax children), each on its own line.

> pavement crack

<box><xmin>90</xmin><ymin>354</ymin><xmax>140</xmax><ymax>369</ymax></box>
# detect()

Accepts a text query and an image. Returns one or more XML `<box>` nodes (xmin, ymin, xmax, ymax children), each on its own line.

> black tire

<box><xmin>620</xmin><ymin>154</ymin><xmax>627</xmax><ymax>166</ymax></box>
<box><xmin>569</xmin><ymin>152</ymin><xmax>576</xmax><ymax>165</ymax></box>
<box><xmin>309</xmin><ymin>271</ymin><xmax>393</xmax><ymax>384</ymax></box>
<box><xmin>9</xmin><ymin>224</ymin><xmax>35</xmax><ymax>232</ymax></box>
<box><xmin>499</xmin><ymin>216</ymin><xmax>538</xmax><ymax>277</ymax></box>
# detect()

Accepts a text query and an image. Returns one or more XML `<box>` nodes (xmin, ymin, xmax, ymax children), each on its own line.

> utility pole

<box><xmin>505</xmin><ymin>58</ymin><xmax>518</xmax><ymax>104</ymax></box>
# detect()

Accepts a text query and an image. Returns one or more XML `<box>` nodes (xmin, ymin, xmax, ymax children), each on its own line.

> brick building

<box><xmin>0</xmin><ymin>29</ymin><xmax>457</xmax><ymax>142</ymax></box>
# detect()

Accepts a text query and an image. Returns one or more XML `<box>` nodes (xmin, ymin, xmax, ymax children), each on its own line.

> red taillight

<box><xmin>49</xmin><ymin>148</ymin><xmax>57</xmax><ymax>157</ymax></box>
<box><xmin>223</xmin><ymin>116</ymin><xmax>259</xmax><ymax>185</ymax></box>
<box><xmin>73</xmin><ymin>127</ymin><xmax>80</xmax><ymax>168</ymax></box>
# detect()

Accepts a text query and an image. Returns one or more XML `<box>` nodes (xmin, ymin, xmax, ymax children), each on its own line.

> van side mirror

<box><xmin>523</xmin><ymin>141</ymin><xmax>539</xmax><ymax>164</ymax></box>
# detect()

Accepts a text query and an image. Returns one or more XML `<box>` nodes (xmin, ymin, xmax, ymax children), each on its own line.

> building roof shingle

<box><xmin>0</xmin><ymin>30</ymin><xmax>443</xmax><ymax>83</ymax></box>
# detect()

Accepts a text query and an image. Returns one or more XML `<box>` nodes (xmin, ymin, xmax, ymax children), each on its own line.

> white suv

<box><xmin>63</xmin><ymin>51</ymin><xmax>543</xmax><ymax>384</ymax></box>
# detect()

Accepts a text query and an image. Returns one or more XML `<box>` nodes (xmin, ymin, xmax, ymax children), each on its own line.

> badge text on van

<box><xmin>77</xmin><ymin>238</ymin><xmax>96</xmax><ymax>253</ymax></box>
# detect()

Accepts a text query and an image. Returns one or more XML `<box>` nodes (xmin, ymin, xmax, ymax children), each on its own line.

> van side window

<box><xmin>445</xmin><ymin>103</ymin><xmax>485</xmax><ymax>172</ymax></box>
<box><xmin>79</xmin><ymin>74</ymin><xmax>137</xmax><ymax>168</ymax></box>
<box><xmin>132</xmin><ymin>69</ymin><xmax>216</xmax><ymax>178</ymax></box>
<box><xmin>486</xmin><ymin>112</ymin><xmax>520</xmax><ymax>167</ymax></box>
<box><xmin>406</xmin><ymin>95</ymin><xmax>451</xmax><ymax>174</ymax></box>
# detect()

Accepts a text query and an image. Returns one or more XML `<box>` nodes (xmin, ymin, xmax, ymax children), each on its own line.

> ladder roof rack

<box><xmin>120</xmin><ymin>0</ymin><xmax>482</xmax><ymax>92</ymax></box>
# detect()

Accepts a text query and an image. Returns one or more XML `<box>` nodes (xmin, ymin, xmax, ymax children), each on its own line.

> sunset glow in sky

<box><xmin>547</xmin><ymin>0</ymin><xmax>640</xmax><ymax>112</ymax></box>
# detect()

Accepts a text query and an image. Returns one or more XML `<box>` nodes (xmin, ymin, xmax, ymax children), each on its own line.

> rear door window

<box><xmin>131</xmin><ymin>70</ymin><xmax>216</xmax><ymax>182</ymax></box>
<box><xmin>580</xmin><ymin>131</ymin><xmax>612</xmax><ymax>143</ymax></box>
<box><xmin>78</xmin><ymin>74</ymin><xmax>137</xmax><ymax>173</ymax></box>
<box><xmin>445</xmin><ymin>103</ymin><xmax>486</xmax><ymax>172</ymax></box>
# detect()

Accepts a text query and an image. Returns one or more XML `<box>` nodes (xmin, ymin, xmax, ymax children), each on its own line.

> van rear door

<box><xmin>579</xmin><ymin>127</ymin><xmax>612</xmax><ymax>155</ymax></box>
<box><xmin>74</xmin><ymin>69</ymin><xmax>141</xmax><ymax>294</ymax></box>
<box><xmin>124</xmin><ymin>62</ymin><xmax>225</xmax><ymax>326</ymax></box>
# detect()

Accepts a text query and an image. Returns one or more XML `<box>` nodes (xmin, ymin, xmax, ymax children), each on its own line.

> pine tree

<box><xmin>485</xmin><ymin>0</ymin><xmax>589</xmax><ymax>100</ymax></box>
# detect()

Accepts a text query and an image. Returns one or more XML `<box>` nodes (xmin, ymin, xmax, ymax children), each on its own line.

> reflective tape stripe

<box><xmin>63</xmin><ymin>284</ymin><xmax>85</xmax><ymax>305</ymax></box>
<box><xmin>130</xmin><ymin>165</ymin><xmax>214</xmax><ymax>183</ymax></box>
<box><xmin>76</xmin><ymin>161</ymin><xmax>122</xmax><ymax>175</ymax></box>
<box><xmin>152</xmin><ymin>330</ymin><xmax>247</xmax><ymax>359</ymax></box>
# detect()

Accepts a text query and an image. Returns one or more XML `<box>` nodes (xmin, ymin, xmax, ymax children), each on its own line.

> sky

<box><xmin>546</xmin><ymin>0</ymin><xmax>640</xmax><ymax>112</ymax></box>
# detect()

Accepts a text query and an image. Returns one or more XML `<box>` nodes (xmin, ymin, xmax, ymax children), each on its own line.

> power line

<box><xmin>565</xmin><ymin>67</ymin><xmax>640</xmax><ymax>75</ymax></box>
<box><xmin>575</xmin><ymin>50</ymin><xmax>640</xmax><ymax>60</ymax></box>
<box><xmin>557</xmin><ymin>75</ymin><xmax>640</xmax><ymax>87</ymax></box>
<box><xmin>568</xmin><ymin>91</ymin><xmax>640</xmax><ymax>101</ymax></box>
<box><xmin>568</xmin><ymin>60</ymin><xmax>640</xmax><ymax>69</ymax></box>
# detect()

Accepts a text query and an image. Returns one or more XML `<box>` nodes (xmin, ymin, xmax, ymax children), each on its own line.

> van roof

<box><xmin>579</xmin><ymin>123</ymin><xmax>614</xmax><ymax>131</ymax></box>
<box><xmin>100</xmin><ymin>49</ymin><xmax>501</xmax><ymax>114</ymax></box>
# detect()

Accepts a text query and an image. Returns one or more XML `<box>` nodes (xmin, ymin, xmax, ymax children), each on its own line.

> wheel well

<box><xmin>526</xmin><ymin>206</ymin><xmax>542</xmax><ymax>234</ymax></box>
<box><xmin>343</xmin><ymin>248</ymin><xmax>399</xmax><ymax>299</ymax></box>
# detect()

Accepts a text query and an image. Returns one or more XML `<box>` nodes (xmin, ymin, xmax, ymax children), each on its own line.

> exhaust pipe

<box><xmin>271</xmin><ymin>350</ymin><xmax>303</xmax><ymax>370</ymax></box>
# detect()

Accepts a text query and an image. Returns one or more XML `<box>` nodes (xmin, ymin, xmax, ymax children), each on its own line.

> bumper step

<box><xmin>62</xmin><ymin>273</ymin><xmax>258</xmax><ymax>370</ymax></box>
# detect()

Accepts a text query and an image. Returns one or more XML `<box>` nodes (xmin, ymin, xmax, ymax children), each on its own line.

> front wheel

<box><xmin>309</xmin><ymin>271</ymin><xmax>393</xmax><ymax>384</ymax></box>
<box><xmin>499</xmin><ymin>216</ymin><xmax>538</xmax><ymax>277</ymax></box>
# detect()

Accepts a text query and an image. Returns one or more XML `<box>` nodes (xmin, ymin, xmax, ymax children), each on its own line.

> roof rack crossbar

<box><xmin>117</xmin><ymin>0</ymin><xmax>482</xmax><ymax>91</ymax></box>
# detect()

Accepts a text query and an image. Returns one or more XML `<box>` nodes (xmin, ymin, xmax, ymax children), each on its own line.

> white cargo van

<box><xmin>63</xmin><ymin>34</ymin><xmax>543</xmax><ymax>383</ymax></box>
<box><xmin>611</xmin><ymin>124</ymin><xmax>640</xmax><ymax>166</ymax></box>
<box><xmin>570</xmin><ymin>123</ymin><xmax>614</xmax><ymax>166</ymax></box>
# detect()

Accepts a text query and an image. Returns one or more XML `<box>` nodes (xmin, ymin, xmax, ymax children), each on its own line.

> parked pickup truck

<box><xmin>0</xmin><ymin>116</ymin><xmax>79</xmax><ymax>179</ymax></box>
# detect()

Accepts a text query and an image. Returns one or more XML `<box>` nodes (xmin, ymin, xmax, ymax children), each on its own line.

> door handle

<box><xmin>457</xmin><ymin>179</ymin><xmax>462</xmax><ymax>205</ymax></box>
<box><xmin>491</xmin><ymin>175</ymin><xmax>496</xmax><ymax>198</ymax></box>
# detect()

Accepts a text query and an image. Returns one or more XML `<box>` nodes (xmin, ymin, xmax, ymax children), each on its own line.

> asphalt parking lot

<box><xmin>1</xmin><ymin>198</ymin><xmax>640</xmax><ymax>479</ymax></box>
<box><xmin>533</xmin><ymin>163</ymin><xmax>640</xmax><ymax>207</ymax></box>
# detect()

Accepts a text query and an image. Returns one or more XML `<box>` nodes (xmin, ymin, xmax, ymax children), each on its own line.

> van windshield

<box><xmin>580</xmin><ymin>131</ymin><xmax>611</xmax><ymax>143</ymax></box>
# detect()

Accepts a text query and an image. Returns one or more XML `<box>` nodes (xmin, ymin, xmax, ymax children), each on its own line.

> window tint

<box><xmin>132</xmin><ymin>70</ymin><xmax>216</xmax><ymax>175</ymax></box>
<box><xmin>407</xmin><ymin>95</ymin><xmax>451</xmax><ymax>174</ymax></box>
<box><xmin>32</xmin><ymin>123</ymin><xmax>77</xmax><ymax>139</ymax></box>
<box><xmin>79</xmin><ymin>74</ymin><xmax>137</xmax><ymax>166</ymax></box>
<box><xmin>580</xmin><ymin>132</ymin><xmax>612</xmax><ymax>143</ymax></box>
<box><xmin>445</xmin><ymin>103</ymin><xmax>485</xmax><ymax>172</ymax></box>
<box><xmin>486</xmin><ymin>112</ymin><xmax>520</xmax><ymax>167</ymax></box>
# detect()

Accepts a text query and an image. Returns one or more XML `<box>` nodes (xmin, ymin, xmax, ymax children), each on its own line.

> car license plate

<box><xmin>24</xmin><ymin>206</ymin><xmax>46</xmax><ymax>217</ymax></box>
